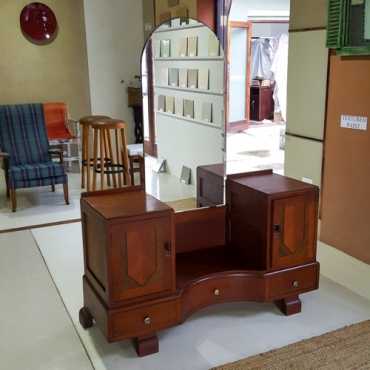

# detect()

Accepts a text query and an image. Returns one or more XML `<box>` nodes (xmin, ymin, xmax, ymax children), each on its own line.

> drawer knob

<box><xmin>292</xmin><ymin>281</ymin><xmax>299</xmax><ymax>288</ymax></box>
<box><xmin>144</xmin><ymin>316</ymin><xmax>151</xmax><ymax>325</ymax></box>
<box><xmin>214</xmin><ymin>288</ymin><xmax>220</xmax><ymax>296</ymax></box>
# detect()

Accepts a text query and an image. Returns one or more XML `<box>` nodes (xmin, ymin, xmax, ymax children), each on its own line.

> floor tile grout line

<box><xmin>30</xmin><ymin>229</ymin><xmax>97</xmax><ymax>370</ymax></box>
<box><xmin>0</xmin><ymin>218</ymin><xmax>81</xmax><ymax>234</ymax></box>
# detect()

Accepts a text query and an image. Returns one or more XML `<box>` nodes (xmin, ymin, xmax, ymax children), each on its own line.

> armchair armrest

<box><xmin>49</xmin><ymin>148</ymin><xmax>64</xmax><ymax>164</ymax></box>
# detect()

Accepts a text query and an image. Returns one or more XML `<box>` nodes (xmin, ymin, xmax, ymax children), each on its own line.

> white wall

<box><xmin>84</xmin><ymin>0</ymin><xmax>144</xmax><ymax>144</ymax></box>
<box><xmin>230</xmin><ymin>0</ymin><xmax>290</xmax><ymax>21</ymax></box>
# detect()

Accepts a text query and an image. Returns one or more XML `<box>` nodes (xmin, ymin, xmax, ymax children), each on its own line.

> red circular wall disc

<box><xmin>20</xmin><ymin>2</ymin><xmax>58</xmax><ymax>44</ymax></box>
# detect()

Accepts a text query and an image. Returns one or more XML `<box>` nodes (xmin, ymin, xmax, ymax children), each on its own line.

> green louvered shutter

<box><xmin>327</xmin><ymin>0</ymin><xmax>345</xmax><ymax>48</ymax></box>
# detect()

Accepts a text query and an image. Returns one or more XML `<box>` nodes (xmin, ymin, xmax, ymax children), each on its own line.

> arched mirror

<box><xmin>141</xmin><ymin>17</ymin><xmax>226</xmax><ymax>212</ymax></box>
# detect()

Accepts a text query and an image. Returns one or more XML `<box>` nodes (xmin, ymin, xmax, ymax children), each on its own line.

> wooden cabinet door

<box><xmin>109</xmin><ymin>216</ymin><xmax>174</xmax><ymax>303</ymax></box>
<box><xmin>271</xmin><ymin>193</ymin><xmax>317</xmax><ymax>269</ymax></box>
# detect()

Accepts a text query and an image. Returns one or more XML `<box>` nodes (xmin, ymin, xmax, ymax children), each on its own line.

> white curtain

<box><xmin>271</xmin><ymin>34</ymin><xmax>289</xmax><ymax>121</ymax></box>
<box><xmin>250</xmin><ymin>38</ymin><xmax>277</xmax><ymax>80</ymax></box>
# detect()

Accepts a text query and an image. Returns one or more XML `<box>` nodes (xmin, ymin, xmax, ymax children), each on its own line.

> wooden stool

<box><xmin>90</xmin><ymin>119</ymin><xmax>132</xmax><ymax>191</ymax></box>
<box><xmin>80</xmin><ymin>115</ymin><xmax>110</xmax><ymax>190</ymax></box>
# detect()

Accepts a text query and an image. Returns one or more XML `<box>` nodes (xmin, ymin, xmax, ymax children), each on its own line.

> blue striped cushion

<box><xmin>9</xmin><ymin>162</ymin><xmax>66</xmax><ymax>189</ymax></box>
<box><xmin>0</xmin><ymin>104</ymin><xmax>50</xmax><ymax>166</ymax></box>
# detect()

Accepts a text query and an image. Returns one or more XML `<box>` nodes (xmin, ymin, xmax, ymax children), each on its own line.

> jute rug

<box><xmin>211</xmin><ymin>320</ymin><xmax>370</xmax><ymax>370</ymax></box>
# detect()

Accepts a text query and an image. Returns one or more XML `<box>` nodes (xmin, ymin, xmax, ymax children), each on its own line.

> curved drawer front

<box><xmin>110</xmin><ymin>299</ymin><xmax>179</xmax><ymax>341</ymax></box>
<box><xmin>266</xmin><ymin>263</ymin><xmax>319</xmax><ymax>300</ymax></box>
<box><xmin>180</xmin><ymin>273</ymin><xmax>266</xmax><ymax>320</ymax></box>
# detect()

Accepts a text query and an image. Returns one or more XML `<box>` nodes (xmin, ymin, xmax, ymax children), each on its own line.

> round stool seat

<box><xmin>92</xmin><ymin>118</ymin><xmax>127</xmax><ymax>130</ymax></box>
<box><xmin>80</xmin><ymin>115</ymin><xmax>111</xmax><ymax>126</ymax></box>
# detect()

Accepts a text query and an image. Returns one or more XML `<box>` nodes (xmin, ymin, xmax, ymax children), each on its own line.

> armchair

<box><xmin>0</xmin><ymin>104</ymin><xmax>69</xmax><ymax>212</ymax></box>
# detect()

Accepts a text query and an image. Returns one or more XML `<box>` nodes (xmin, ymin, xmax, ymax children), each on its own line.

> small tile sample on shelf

<box><xmin>187</xmin><ymin>69</ymin><xmax>198</xmax><ymax>89</ymax></box>
<box><xmin>208</xmin><ymin>35</ymin><xmax>220</xmax><ymax>57</ymax></box>
<box><xmin>175</xmin><ymin>97</ymin><xmax>184</xmax><ymax>115</ymax></box>
<box><xmin>178</xmin><ymin>37</ymin><xmax>188</xmax><ymax>57</ymax></box>
<box><xmin>165</xmin><ymin>96</ymin><xmax>175</xmax><ymax>114</ymax></box>
<box><xmin>183</xmin><ymin>99</ymin><xmax>195</xmax><ymax>119</ymax></box>
<box><xmin>158</xmin><ymin>95</ymin><xmax>166</xmax><ymax>112</ymax></box>
<box><xmin>179</xmin><ymin>68</ymin><xmax>188</xmax><ymax>88</ymax></box>
<box><xmin>198</xmin><ymin>68</ymin><xmax>209</xmax><ymax>90</ymax></box>
<box><xmin>202</xmin><ymin>102</ymin><xmax>213</xmax><ymax>123</ymax></box>
<box><xmin>169</xmin><ymin>68</ymin><xmax>179</xmax><ymax>87</ymax></box>
<box><xmin>160</xmin><ymin>39</ymin><xmax>171</xmax><ymax>58</ymax></box>
<box><xmin>159</xmin><ymin>67</ymin><xmax>169</xmax><ymax>86</ymax></box>
<box><xmin>188</xmin><ymin>36</ymin><xmax>198</xmax><ymax>57</ymax></box>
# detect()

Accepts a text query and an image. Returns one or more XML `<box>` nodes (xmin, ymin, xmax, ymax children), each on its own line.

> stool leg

<box><xmin>100</xmin><ymin>129</ymin><xmax>104</xmax><ymax>190</ymax></box>
<box><xmin>115</xmin><ymin>130</ymin><xmax>122</xmax><ymax>188</ymax></box>
<box><xmin>103</xmin><ymin>129</ymin><xmax>111</xmax><ymax>187</ymax></box>
<box><xmin>107</xmin><ymin>131</ymin><xmax>117</xmax><ymax>188</ymax></box>
<box><xmin>92</xmin><ymin>128</ymin><xmax>98</xmax><ymax>191</ymax></box>
<box><xmin>129</xmin><ymin>156</ymin><xmax>134</xmax><ymax>186</ymax></box>
<box><xmin>81</xmin><ymin>125</ymin><xmax>86</xmax><ymax>189</ymax></box>
<box><xmin>120</xmin><ymin>129</ymin><xmax>131</xmax><ymax>186</ymax></box>
<box><xmin>86</xmin><ymin>126</ymin><xmax>91</xmax><ymax>192</ymax></box>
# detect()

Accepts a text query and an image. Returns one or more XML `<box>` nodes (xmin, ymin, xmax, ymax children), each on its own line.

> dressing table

<box><xmin>79</xmin><ymin>17</ymin><xmax>320</xmax><ymax>357</ymax></box>
<box><xmin>79</xmin><ymin>169</ymin><xmax>319</xmax><ymax>356</ymax></box>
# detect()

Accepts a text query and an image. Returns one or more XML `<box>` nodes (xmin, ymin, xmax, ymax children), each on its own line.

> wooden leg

<box><xmin>103</xmin><ymin>129</ymin><xmax>111</xmax><ymax>187</ymax></box>
<box><xmin>10</xmin><ymin>188</ymin><xmax>16</xmax><ymax>212</ymax></box>
<box><xmin>115</xmin><ymin>130</ymin><xmax>122</xmax><ymax>188</ymax></box>
<box><xmin>63</xmin><ymin>183</ymin><xmax>70</xmax><ymax>205</ymax></box>
<box><xmin>100</xmin><ymin>129</ymin><xmax>104</xmax><ymax>190</ymax></box>
<box><xmin>51</xmin><ymin>184</ymin><xmax>55</xmax><ymax>192</ymax></box>
<box><xmin>120</xmin><ymin>129</ymin><xmax>131</xmax><ymax>186</ymax></box>
<box><xmin>81</xmin><ymin>125</ymin><xmax>87</xmax><ymax>189</ymax></box>
<box><xmin>134</xmin><ymin>334</ymin><xmax>159</xmax><ymax>357</ymax></box>
<box><xmin>107</xmin><ymin>130</ymin><xmax>117</xmax><ymax>188</ymax></box>
<box><xmin>79</xmin><ymin>307</ymin><xmax>94</xmax><ymax>329</ymax></box>
<box><xmin>275</xmin><ymin>295</ymin><xmax>302</xmax><ymax>316</ymax></box>
<box><xmin>92</xmin><ymin>128</ymin><xmax>98</xmax><ymax>191</ymax></box>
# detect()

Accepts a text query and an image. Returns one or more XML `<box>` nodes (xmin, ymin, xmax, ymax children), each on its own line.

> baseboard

<box><xmin>317</xmin><ymin>241</ymin><xmax>370</xmax><ymax>301</ymax></box>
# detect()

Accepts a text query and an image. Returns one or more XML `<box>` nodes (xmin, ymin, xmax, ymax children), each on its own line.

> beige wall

<box><xmin>0</xmin><ymin>0</ymin><xmax>91</xmax><ymax>119</ymax></box>
<box><xmin>143</xmin><ymin>0</ymin><xmax>155</xmax><ymax>41</ymax></box>
<box><xmin>290</xmin><ymin>0</ymin><xmax>327</xmax><ymax>29</ymax></box>
<box><xmin>84</xmin><ymin>0</ymin><xmax>144</xmax><ymax>145</ymax></box>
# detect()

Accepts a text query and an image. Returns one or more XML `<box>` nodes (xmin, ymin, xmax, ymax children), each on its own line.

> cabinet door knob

<box><xmin>144</xmin><ymin>316</ymin><xmax>151</xmax><ymax>325</ymax></box>
<box><xmin>273</xmin><ymin>224</ymin><xmax>281</xmax><ymax>233</ymax></box>
<box><xmin>164</xmin><ymin>241</ymin><xmax>171</xmax><ymax>256</ymax></box>
<box><xmin>214</xmin><ymin>288</ymin><xmax>220</xmax><ymax>296</ymax></box>
<box><xmin>292</xmin><ymin>281</ymin><xmax>299</xmax><ymax>288</ymax></box>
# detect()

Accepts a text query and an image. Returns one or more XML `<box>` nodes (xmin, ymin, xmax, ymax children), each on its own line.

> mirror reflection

<box><xmin>141</xmin><ymin>18</ymin><xmax>226</xmax><ymax>212</ymax></box>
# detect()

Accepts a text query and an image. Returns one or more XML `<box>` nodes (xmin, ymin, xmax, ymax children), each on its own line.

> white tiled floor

<box><xmin>0</xmin><ymin>230</ymin><xmax>93</xmax><ymax>370</ymax></box>
<box><xmin>227</xmin><ymin>124</ymin><xmax>285</xmax><ymax>175</ymax></box>
<box><xmin>25</xmin><ymin>222</ymin><xmax>370</xmax><ymax>370</ymax></box>
<box><xmin>0</xmin><ymin>173</ymin><xmax>82</xmax><ymax>231</ymax></box>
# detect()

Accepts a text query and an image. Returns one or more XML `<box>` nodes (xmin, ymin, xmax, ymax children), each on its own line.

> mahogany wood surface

<box><xmin>196</xmin><ymin>164</ymin><xmax>225</xmax><ymax>207</ymax></box>
<box><xmin>135</xmin><ymin>335</ymin><xmax>159</xmax><ymax>357</ymax></box>
<box><xmin>174</xmin><ymin>206</ymin><xmax>226</xmax><ymax>253</ymax></box>
<box><xmin>80</xmin><ymin>172</ymin><xmax>320</xmax><ymax>356</ymax></box>
<box><xmin>227</xmin><ymin>172</ymin><xmax>319</xmax><ymax>271</ymax></box>
<box><xmin>275</xmin><ymin>296</ymin><xmax>302</xmax><ymax>316</ymax></box>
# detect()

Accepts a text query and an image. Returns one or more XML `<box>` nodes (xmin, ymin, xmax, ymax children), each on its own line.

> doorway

<box><xmin>228</xmin><ymin>21</ymin><xmax>252</xmax><ymax>132</ymax></box>
<box><xmin>226</xmin><ymin>0</ymin><xmax>290</xmax><ymax>175</ymax></box>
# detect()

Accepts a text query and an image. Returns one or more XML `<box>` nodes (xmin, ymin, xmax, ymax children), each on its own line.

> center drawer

<box><xmin>110</xmin><ymin>298</ymin><xmax>179</xmax><ymax>341</ymax></box>
<box><xmin>181</xmin><ymin>273</ymin><xmax>266</xmax><ymax>319</ymax></box>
